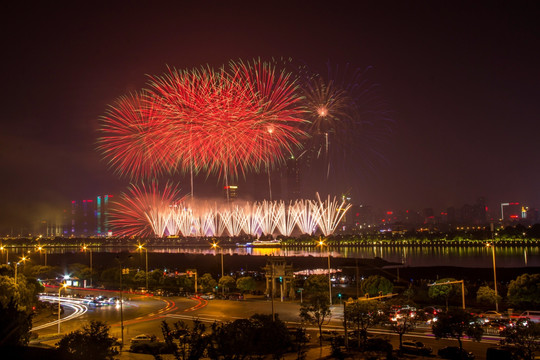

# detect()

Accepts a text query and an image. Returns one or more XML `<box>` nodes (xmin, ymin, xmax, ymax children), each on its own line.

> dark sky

<box><xmin>1</xmin><ymin>1</ymin><xmax>539</xmax><ymax>232</ymax></box>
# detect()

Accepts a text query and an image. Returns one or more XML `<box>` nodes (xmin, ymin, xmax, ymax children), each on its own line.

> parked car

<box><xmin>481</xmin><ymin>311</ymin><xmax>504</xmax><ymax>320</ymax></box>
<box><xmin>130</xmin><ymin>334</ymin><xmax>155</xmax><ymax>344</ymax></box>
<box><xmin>438</xmin><ymin>346</ymin><xmax>475</xmax><ymax>359</ymax></box>
<box><xmin>199</xmin><ymin>293</ymin><xmax>215</xmax><ymax>300</ymax></box>
<box><xmin>228</xmin><ymin>293</ymin><xmax>244</xmax><ymax>300</ymax></box>
<box><xmin>401</xmin><ymin>340</ymin><xmax>432</xmax><ymax>355</ymax></box>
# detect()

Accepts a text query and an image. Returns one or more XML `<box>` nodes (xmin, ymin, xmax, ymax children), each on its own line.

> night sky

<box><xmin>1</xmin><ymin>1</ymin><xmax>539</xmax><ymax>232</ymax></box>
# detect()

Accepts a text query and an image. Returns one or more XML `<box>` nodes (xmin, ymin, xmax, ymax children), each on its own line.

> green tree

<box><xmin>303</xmin><ymin>274</ymin><xmax>329</xmax><ymax>297</ymax></box>
<box><xmin>0</xmin><ymin>298</ymin><xmax>33</xmax><ymax>346</ymax></box>
<box><xmin>344</xmin><ymin>300</ymin><xmax>385</xmax><ymax>348</ymax></box>
<box><xmin>387</xmin><ymin>308</ymin><xmax>428</xmax><ymax>351</ymax></box>
<box><xmin>300</xmin><ymin>294</ymin><xmax>331</xmax><ymax>346</ymax></box>
<box><xmin>199</xmin><ymin>273</ymin><xmax>217</xmax><ymax>293</ymax></box>
<box><xmin>507</xmin><ymin>273</ymin><xmax>540</xmax><ymax>309</ymax></box>
<box><xmin>68</xmin><ymin>263</ymin><xmax>92</xmax><ymax>281</ymax></box>
<box><xmin>428</xmin><ymin>278</ymin><xmax>462</xmax><ymax>311</ymax></box>
<box><xmin>361</xmin><ymin>275</ymin><xmax>393</xmax><ymax>297</ymax></box>
<box><xmin>476</xmin><ymin>285</ymin><xmax>502</xmax><ymax>306</ymax></box>
<box><xmin>56</xmin><ymin>320</ymin><xmax>118</xmax><ymax>360</ymax></box>
<box><xmin>218</xmin><ymin>276</ymin><xmax>236</xmax><ymax>293</ymax></box>
<box><xmin>133</xmin><ymin>270</ymin><xmax>147</xmax><ymax>288</ymax></box>
<box><xmin>500</xmin><ymin>319</ymin><xmax>540</xmax><ymax>360</ymax></box>
<box><xmin>432</xmin><ymin>309</ymin><xmax>483</xmax><ymax>353</ymax></box>
<box><xmin>161</xmin><ymin>319</ymin><xmax>206</xmax><ymax>360</ymax></box>
<box><xmin>236</xmin><ymin>276</ymin><xmax>255</xmax><ymax>294</ymax></box>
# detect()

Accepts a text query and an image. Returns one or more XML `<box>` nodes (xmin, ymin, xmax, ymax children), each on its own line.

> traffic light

<box><xmin>338</xmin><ymin>293</ymin><xmax>342</xmax><ymax>299</ymax></box>
<box><xmin>279</xmin><ymin>276</ymin><xmax>283</xmax><ymax>283</ymax></box>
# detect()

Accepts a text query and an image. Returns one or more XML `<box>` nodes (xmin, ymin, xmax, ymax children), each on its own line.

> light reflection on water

<box><xmin>32</xmin><ymin>245</ymin><xmax>539</xmax><ymax>268</ymax></box>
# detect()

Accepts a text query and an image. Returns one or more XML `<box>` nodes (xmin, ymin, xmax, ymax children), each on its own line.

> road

<box><xmin>33</xmin><ymin>290</ymin><xmax>498</xmax><ymax>359</ymax></box>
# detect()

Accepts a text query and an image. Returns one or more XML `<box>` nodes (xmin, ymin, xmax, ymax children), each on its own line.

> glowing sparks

<box><xmin>110</xmin><ymin>192</ymin><xmax>350</xmax><ymax>238</ymax></box>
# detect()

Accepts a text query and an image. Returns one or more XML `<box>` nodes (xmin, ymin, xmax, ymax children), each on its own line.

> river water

<box><xmin>20</xmin><ymin>245</ymin><xmax>539</xmax><ymax>268</ymax></box>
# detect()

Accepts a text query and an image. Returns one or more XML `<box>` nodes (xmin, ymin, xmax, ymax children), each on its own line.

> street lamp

<box><xmin>317</xmin><ymin>238</ymin><xmax>332</xmax><ymax>305</ymax></box>
<box><xmin>116</xmin><ymin>255</ymin><xmax>132</xmax><ymax>350</ymax></box>
<box><xmin>36</xmin><ymin>245</ymin><xmax>47</xmax><ymax>266</ymax></box>
<box><xmin>58</xmin><ymin>282</ymin><xmax>68</xmax><ymax>334</ymax></box>
<box><xmin>0</xmin><ymin>245</ymin><xmax>7</xmax><ymax>264</ymax></box>
<box><xmin>486</xmin><ymin>242</ymin><xmax>499</xmax><ymax>312</ymax></box>
<box><xmin>137</xmin><ymin>243</ymin><xmax>148</xmax><ymax>291</ymax></box>
<box><xmin>211</xmin><ymin>242</ymin><xmax>224</xmax><ymax>295</ymax></box>
<box><xmin>14</xmin><ymin>255</ymin><xmax>28</xmax><ymax>285</ymax></box>
<box><xmin>82</xmin><ymin>245</ymin><xmax>93</xmax><ymax>288</ymax></box>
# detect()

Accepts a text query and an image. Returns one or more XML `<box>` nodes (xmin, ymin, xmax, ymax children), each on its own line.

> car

<box><xmin>438</xmin><ymin>346</ymin><xmax>475</xmax><ymax>359</ymax></box>
<box><xmin>401</xmin><ymin>340</ymin><xmax>432</xmax><ymax>355</ymax></box>
<box><xmin>130</xmin><ymin>334</ymin><xmax>155</xmax><ymax>344</ymax></box>
<box><xmin>199</xmin><ymin>293</ymin><xmax>215</xmax><ymax>300</ymax></box>
<box><xmin>482</xmin><ymin>311</ymin><xmax>504</xmax><ymax>320</ymax></box>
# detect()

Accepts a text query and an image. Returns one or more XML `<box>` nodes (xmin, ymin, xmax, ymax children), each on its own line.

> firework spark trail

<box><xmin>97</xmin><ymin>92</ymin><xmax>177</xmax><ymax>180</ymax></box>
<box><xmin>111</xmin><ymin>191</ymin><xmax>351</xmax><ymax>238</ymax></box>
<box><xmin>140</xmin><ymin>60</ymin><xmax>307</xmax><ymax>184</ymax></box>
<box><xmin>109</xmin><ymin>182</ymin><xmax>183</xmax><ymax>237</ymax></box>
<box><xmin>313</xmin><ymin>193</ymin><xmax>352</xmax><ymax>237</ymax></box>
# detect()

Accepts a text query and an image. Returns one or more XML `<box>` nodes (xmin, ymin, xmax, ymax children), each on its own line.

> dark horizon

<box><xmin>1</xmin><ymin>1</ymin><xmax>539</xmax><ymax>232</ymax></box>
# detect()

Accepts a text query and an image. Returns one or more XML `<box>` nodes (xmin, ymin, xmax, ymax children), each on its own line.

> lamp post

<box><xmin>318</xmin><ymin>238</ymin><xmax>332</xmax><ymax>305</ymax></box>
<box><xmin>486</xmin><ymin>243</ymin><xmax>499</xmax><ymax>312</ymax></box>
<box><xmin>82</xmin><ymin>245</ymin><xmax>93</xmax><ymax>288</ymax></box>
<box><xmin>0</xmin><ymin>245</ymin><xmax>7</xmax><ymax>264</ymax></box>
<box><xmin>211</xmin><ymin>242</ymin><xmax>224</xmax><ymax>295</ymax></box>
<box><xmin>14</xmin><ymin>255</ymin><xmax>28</xmax><ymax>285</ymax></box>
<box><xmin>37</xmin><ymin>245</ymin><xmax>47</xmax><ymax>266</ymax></box>
<box><xmin>116</xmin><ymin>255</ymin><xmax>132</xmax><ymax>350</ymax></box>
<box><xmin>58</xmin><ymin>282</ymin><xmax>68</xmax><ymax>334</ymax></box>
<box><xmin>137</xmin><ymin>243</ymin><xmax>148</xmax><ymax>291</ymax></box>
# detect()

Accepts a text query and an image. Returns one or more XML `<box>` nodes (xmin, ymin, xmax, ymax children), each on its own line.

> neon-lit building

<box><xmin>67</xmin><ymin>195</ymin><xmax>113</xmax><ymax>236</ymax></box>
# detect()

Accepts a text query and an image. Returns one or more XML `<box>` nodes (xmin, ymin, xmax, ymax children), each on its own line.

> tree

<box><xmin>361</xmin><ymin>275</ymin><xmax>393</xmax><ymax>297</ymax></box>
<box><xmin>208</xmin><ymin>314</ymin><xmax>292</xmax><ymax>360</ymax></box>
<box><xmin>199</xmin><ymin>273</ymin><xmax>217</xmax><ymax>293</ymax></box>
<box><xmin>500</xmin><ymin>319</ymin><xmax>540</xmax><ymax>360</ymax></box>
<box><xmin>0</xmin><ymin>298</ymin><xmax>33</xmax><ymax>346</ymax></box>
<box><xmin>236</xmin><ymin>276</ymin><xmax>255</xmax><ymax>294</ymax></box>
<box><xmin>303</xmin><ymin>274</ymin><xmax>329</xmax><ymax>297</ymax></box>
<box><xmin>56</xmin><ymin>320</ymin><xmax>118</xmax><ymax>360</ymax></box>
<box><xmin>476</xmin><ymin>285</ymin><xmax>502</xmax><ymax>306</ymax></box>
<box><xmin>344</xmin><ymin>300</ymin><xmax>385</xmax><ymax>348</ymax></box>
<box><xmin>300</xmin><ymin>294</ymin><xmax>331</xmax><ymax>346</ymax></box>
<box><xmin>387</xmin><ymin>308</ymin><xmax>428</xmax><ymax>351</ymax></box>
<box><xmin>428</xmin><ymin>278</ymin><xmax>462</xmax><ymax>311</ymax></box>
<box><xmin>218</xmin><ymin>276</ymin><xmax>236</xmax><ymax>293</ymax></box>
<box><xmin>161</xmin><ymin>319</ymin><xmax>208</xmax><ymax>360</ymax></box>
<box><xmin>507</xmin><ymin>273</ymin><xmax>540</xmax><ymax>309</ymax></box>
<box><xmin>432</xmin><ymin>309</ymin><xmax>483</xmax><ymax>353</ymax></box>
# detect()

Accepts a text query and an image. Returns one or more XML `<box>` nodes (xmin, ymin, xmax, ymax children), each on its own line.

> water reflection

<box><xmin>14</xmin><ymin>245</ymin><xmax>538</xmax><ymax>268</ymax></box>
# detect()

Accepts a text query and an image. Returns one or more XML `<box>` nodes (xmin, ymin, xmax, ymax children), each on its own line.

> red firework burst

<box><xmin>97</xmin><ymin>92</ymin><xmax>178</xmax><ymax>179</ymax></box>
<box><xmin>109</xmin><ymin>182</ymin><xmax>183</xmax><ymax>237</ymax></box>
<box><xmin>98</xmin><ymin>58</ymin><xmax>307</xmax><ymax>211</ymax></box>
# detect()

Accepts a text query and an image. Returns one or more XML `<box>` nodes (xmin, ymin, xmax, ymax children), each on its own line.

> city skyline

<box><xmin>1</xmin><ymin>2</ymin><xmax>539</xmax><ymax>232</ymax></box>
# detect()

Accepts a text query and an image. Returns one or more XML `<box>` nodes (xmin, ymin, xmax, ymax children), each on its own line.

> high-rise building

<box><xmin>97</xmin><ymin>194</ymin><xmax>113</xmax><ymax>236</ymax></box>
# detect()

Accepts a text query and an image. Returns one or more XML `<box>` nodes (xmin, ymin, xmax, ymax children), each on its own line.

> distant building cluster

<box><xmin>35</xmin><ymin>190</ymin><xmax>538</xmax><ymax>238</ymax></box>
<box><xmin>38</xmin><ymin>195</ymin><xmax>113</xmax><ymax>237</ymax></box>
<box><xmin>343</xmin><ymin>198</ymin><xmax>538</xmax><ymax>234</ymax></box>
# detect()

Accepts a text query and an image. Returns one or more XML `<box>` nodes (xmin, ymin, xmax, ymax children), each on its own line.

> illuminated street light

<box><xmin>14</xmin><ymin>255</ymin><xmax>28</xmax><ymax>285</ymax></box>
<box><xmin>58</xmin><ymin>282</ymin><xmax>68</xmax><ymax>334</ymax></box>
<box><xmin>211</xmin><ymin>241</ymin><xmax>224</xmax><ymax>295</ymax></box>
<box><xmin>137</xmin><ymin>243</ymin><xmax>148</xmax><ymax>291</ymax></box>
<box><xmin>82</xmin><ymin>245</ymin><xmax>93</xmax><ymax>288</ymax></box>
<box><xmin>0</xmin><ymin>245</ymin><xmax>7</xmax><ymax>264</ymax></box>
<box><xmin>486</xmin><ymin>242</ymin><xmax>499</xmax><ymax>312</ymax></box>
<box><xmin>317</xmin><ymin>238</ymin><xmax>332</xmax><ymax>305</ymax></box>
<box><xmin>36</xmin><ymin>245</ymin><xmax>47</xmax><ymax>266</ymax></box>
